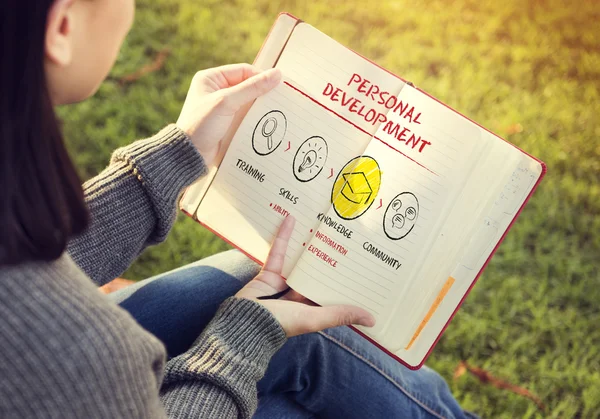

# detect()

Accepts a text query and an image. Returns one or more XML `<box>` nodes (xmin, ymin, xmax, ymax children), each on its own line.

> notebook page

<box><xmin>196</xmin><ymin>81</ymin><xmax>374</xmax><ymax>276</ymax></box>
<box><xmin>287</xmin><ymin>85</ymin><xmax>485</xmax><ymax>339</ymax></box>
<box><xmin>395</xmin><ymin>147</ymin><xmax>543</xmax><ymax>367</ymax></box>
<box><xmin>196</xmin><ymin>22</ymin><xmax>405</xmax><ymax>275</ymax></box>
<box><xmin>389</xmin><ymin>129</ymin><xmax>520</xmax><ymax>354</ymax></box>
<box><xmin>276</xmin><ymin>23</ymin><xmax>405</xmax><ymax>136</ymax></box>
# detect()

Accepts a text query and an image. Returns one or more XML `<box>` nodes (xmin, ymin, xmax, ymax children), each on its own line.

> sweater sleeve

<box><xmin>68</xmin><ymin>125</ymin><xmax>206</xmax><ymax>286</ymax></box>
<box><xmin>0</xmin><ymin>257</ymin><xmax>286</xmax><ymax>418</ymax></box>
<box><xmin>160</xmin><ymin>297</ymin><xmax>287</xmax><ymax>418</ymax></box>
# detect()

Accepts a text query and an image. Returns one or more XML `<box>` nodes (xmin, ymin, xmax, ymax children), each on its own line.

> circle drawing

<box><xmin>331</xmin><ymin>156</ymin><xmax>381</xmax><ymax>220</ymax></box>
<box><xmin>383</xmin><ymin>192</ymin><xmax>419</xmax><ymax>240</ymax></box>
<box><xmin>293</xmin><ymin>136</ymin><xmax>328</xmax><ymax>182</ymax></box>
<box><xmin>252</xmin><ymin>110</ymin><xmax>287</xmax><ymax>156</ymax></box>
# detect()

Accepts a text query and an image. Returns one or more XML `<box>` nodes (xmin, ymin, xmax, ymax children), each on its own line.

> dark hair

<box><xmin>0</xmin><ymin>1</ymin><xmax>89</xmax><ymax>266</ymax></box>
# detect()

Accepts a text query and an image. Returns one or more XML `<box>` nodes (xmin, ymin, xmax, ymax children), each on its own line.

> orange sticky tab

<box><xmin>405</xmin><ymin>276</ymin><xmax>455</xmax><ymax>350</ymax></box>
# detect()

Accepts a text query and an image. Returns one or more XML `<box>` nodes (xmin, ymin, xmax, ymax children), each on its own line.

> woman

<box><xmin>0</xmin><ymin>0</ymin><xmax>474</xmax><ymax>417</ymax></box>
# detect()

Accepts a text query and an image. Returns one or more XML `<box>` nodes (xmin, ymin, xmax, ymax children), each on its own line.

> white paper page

<box><xmin>196</xmin><ymin>22</ymin><xmax>405</xmax><ymax>275</ymax></box>
<box><xmin>276</xmin><ymin>23</ymin><xmax>405</xmax><ymax>136</ymax></box>
<box><xmin>395</xmin><ymin>148</ymin><xmax>543</xmax><ymax>366</ymax></box>
<box><xmin>391</xmin><ymin>129</ymin><xmax>519</xmax><ymax>355</ymax></box>
<box><xmin>196</xmin><ymin>81</ymin><xmax>374</xmax><ymax>275</ymax></box>
<box><xmin>287</xmin><ymin>85</ymin><xmax>485</xmax><ymax>339</ymax></box>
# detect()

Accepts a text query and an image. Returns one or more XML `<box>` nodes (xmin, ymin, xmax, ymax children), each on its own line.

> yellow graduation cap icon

<box><xmin>341</xmin><ymin>172</ymin><xmax>373</xmax><ymax>204</ymax></box>
<box><xmin>331</xmin><ymin>156</ymin><xmax>381</xmax><ymax>220</ymax></box>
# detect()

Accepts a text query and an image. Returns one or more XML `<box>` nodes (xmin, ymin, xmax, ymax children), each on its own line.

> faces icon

<box><xmin>383</xmin><ymin>192</ymin><xmax>419</xmax><ymax>240</ymax></box>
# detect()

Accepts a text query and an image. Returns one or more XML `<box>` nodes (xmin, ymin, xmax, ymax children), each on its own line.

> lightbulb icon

<box><xmin>298</xmin><ymin>150</ymin><xmax>317</xmax><ymax>172</ymax></box>
<box><xmin>292</xmin><ymin>136</ymin><xmax>328</xmax><ymax>182</ymax></box>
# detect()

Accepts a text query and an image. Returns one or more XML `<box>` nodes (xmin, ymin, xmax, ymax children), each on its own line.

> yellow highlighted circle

<box><xmin>331</xmin><ymin>156</ymin><xmax>381</xmax><ymax>220</ymax></box>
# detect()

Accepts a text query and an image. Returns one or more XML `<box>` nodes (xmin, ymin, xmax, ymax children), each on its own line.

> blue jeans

<box><xmin>110</xmin><ymin>250</ymin><xmax>474</xmax><ymax>419</ymax></box>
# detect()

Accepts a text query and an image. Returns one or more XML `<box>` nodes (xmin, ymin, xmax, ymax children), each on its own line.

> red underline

<box><xmin>282</xmin><ymin>81</ymin><xmax>437</xmax><ymax>176</ymax></box>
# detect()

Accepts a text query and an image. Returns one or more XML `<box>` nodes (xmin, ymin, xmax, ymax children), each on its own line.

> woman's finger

<box><xmin>263</xmin><ymin>215</ymin><xmax>295</xmax><ymax>275</ymax></box>
<box><xmin>210</xmin><ymin>63</ymin><xmax>262</xmax><ymax>88</ymax></box>
<box><xmin>195</xmin><ymin>63</ymin><xmax>260</xmax><ymax>89</ymax></box>
<box><xmin>299</xmin><ymin>304</ymin><xmax>376</xmax><ymax>335</ymax></box>
<box><xmin>221</xmin><ymin>68</ymin><xmax>281</xmax><ymax>109</ymax></box>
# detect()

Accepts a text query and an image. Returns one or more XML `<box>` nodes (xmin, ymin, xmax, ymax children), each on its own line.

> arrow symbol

<box><xmin>284</xmin><ymin>141</ymin><xmax>291</xmax><ymax>152</ymax></box>
<box><xmin>328</xmin><ymin>168</ymin><xmax>334</xmax><ymax>179</ymax></box>
<box><xmin>376</xmin><ymin>199</ymin><xmax>382</xmax><ymax>210</ymax></box>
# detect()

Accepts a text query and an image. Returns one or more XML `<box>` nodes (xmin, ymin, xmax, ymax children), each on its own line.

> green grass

<box><xmin>59</xmin><ymin>0</ymin><xmax>600</xmax><ymax>416</ymax></box>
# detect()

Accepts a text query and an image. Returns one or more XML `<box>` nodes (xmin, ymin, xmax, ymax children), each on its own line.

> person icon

<box><xmin>252</xmin><ymin>110</ymin><xmax>287</xmax><ymax>156</ymax></box>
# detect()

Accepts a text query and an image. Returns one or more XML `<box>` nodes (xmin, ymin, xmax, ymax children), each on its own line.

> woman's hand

<box><xmin>235</xmin><ymin>216</ymin><xmax>376</xmax><ymax>337</ymax></box>
<box><xmin>176</xmin><ymin>63</ymin><xmax>281</xmax><ymax>165</ymax></box>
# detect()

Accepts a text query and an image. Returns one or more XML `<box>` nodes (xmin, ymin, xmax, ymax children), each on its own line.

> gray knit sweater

<box><xmin>0</xmin><ymin>125</ymin><xmax>287</xmax><ymax>418</ymax></box>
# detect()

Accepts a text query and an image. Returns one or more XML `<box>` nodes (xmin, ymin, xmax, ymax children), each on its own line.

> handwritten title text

<box><xmin>321</xmin><ymin>73</ymin><xmax>431</xmax><ymax>153</ymax></box>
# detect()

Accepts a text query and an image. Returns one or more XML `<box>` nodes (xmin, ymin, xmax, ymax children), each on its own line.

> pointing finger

<box><xmin>263</xmin><ymin>215</ymin><xmax>295</xmax><ymax>275</ymax></box>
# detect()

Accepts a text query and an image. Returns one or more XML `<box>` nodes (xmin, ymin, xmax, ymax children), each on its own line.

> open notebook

<box><xmin>180</xmin><ymin>13</ymin><xmax>546</xmax><ymax>369</ymax></box>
